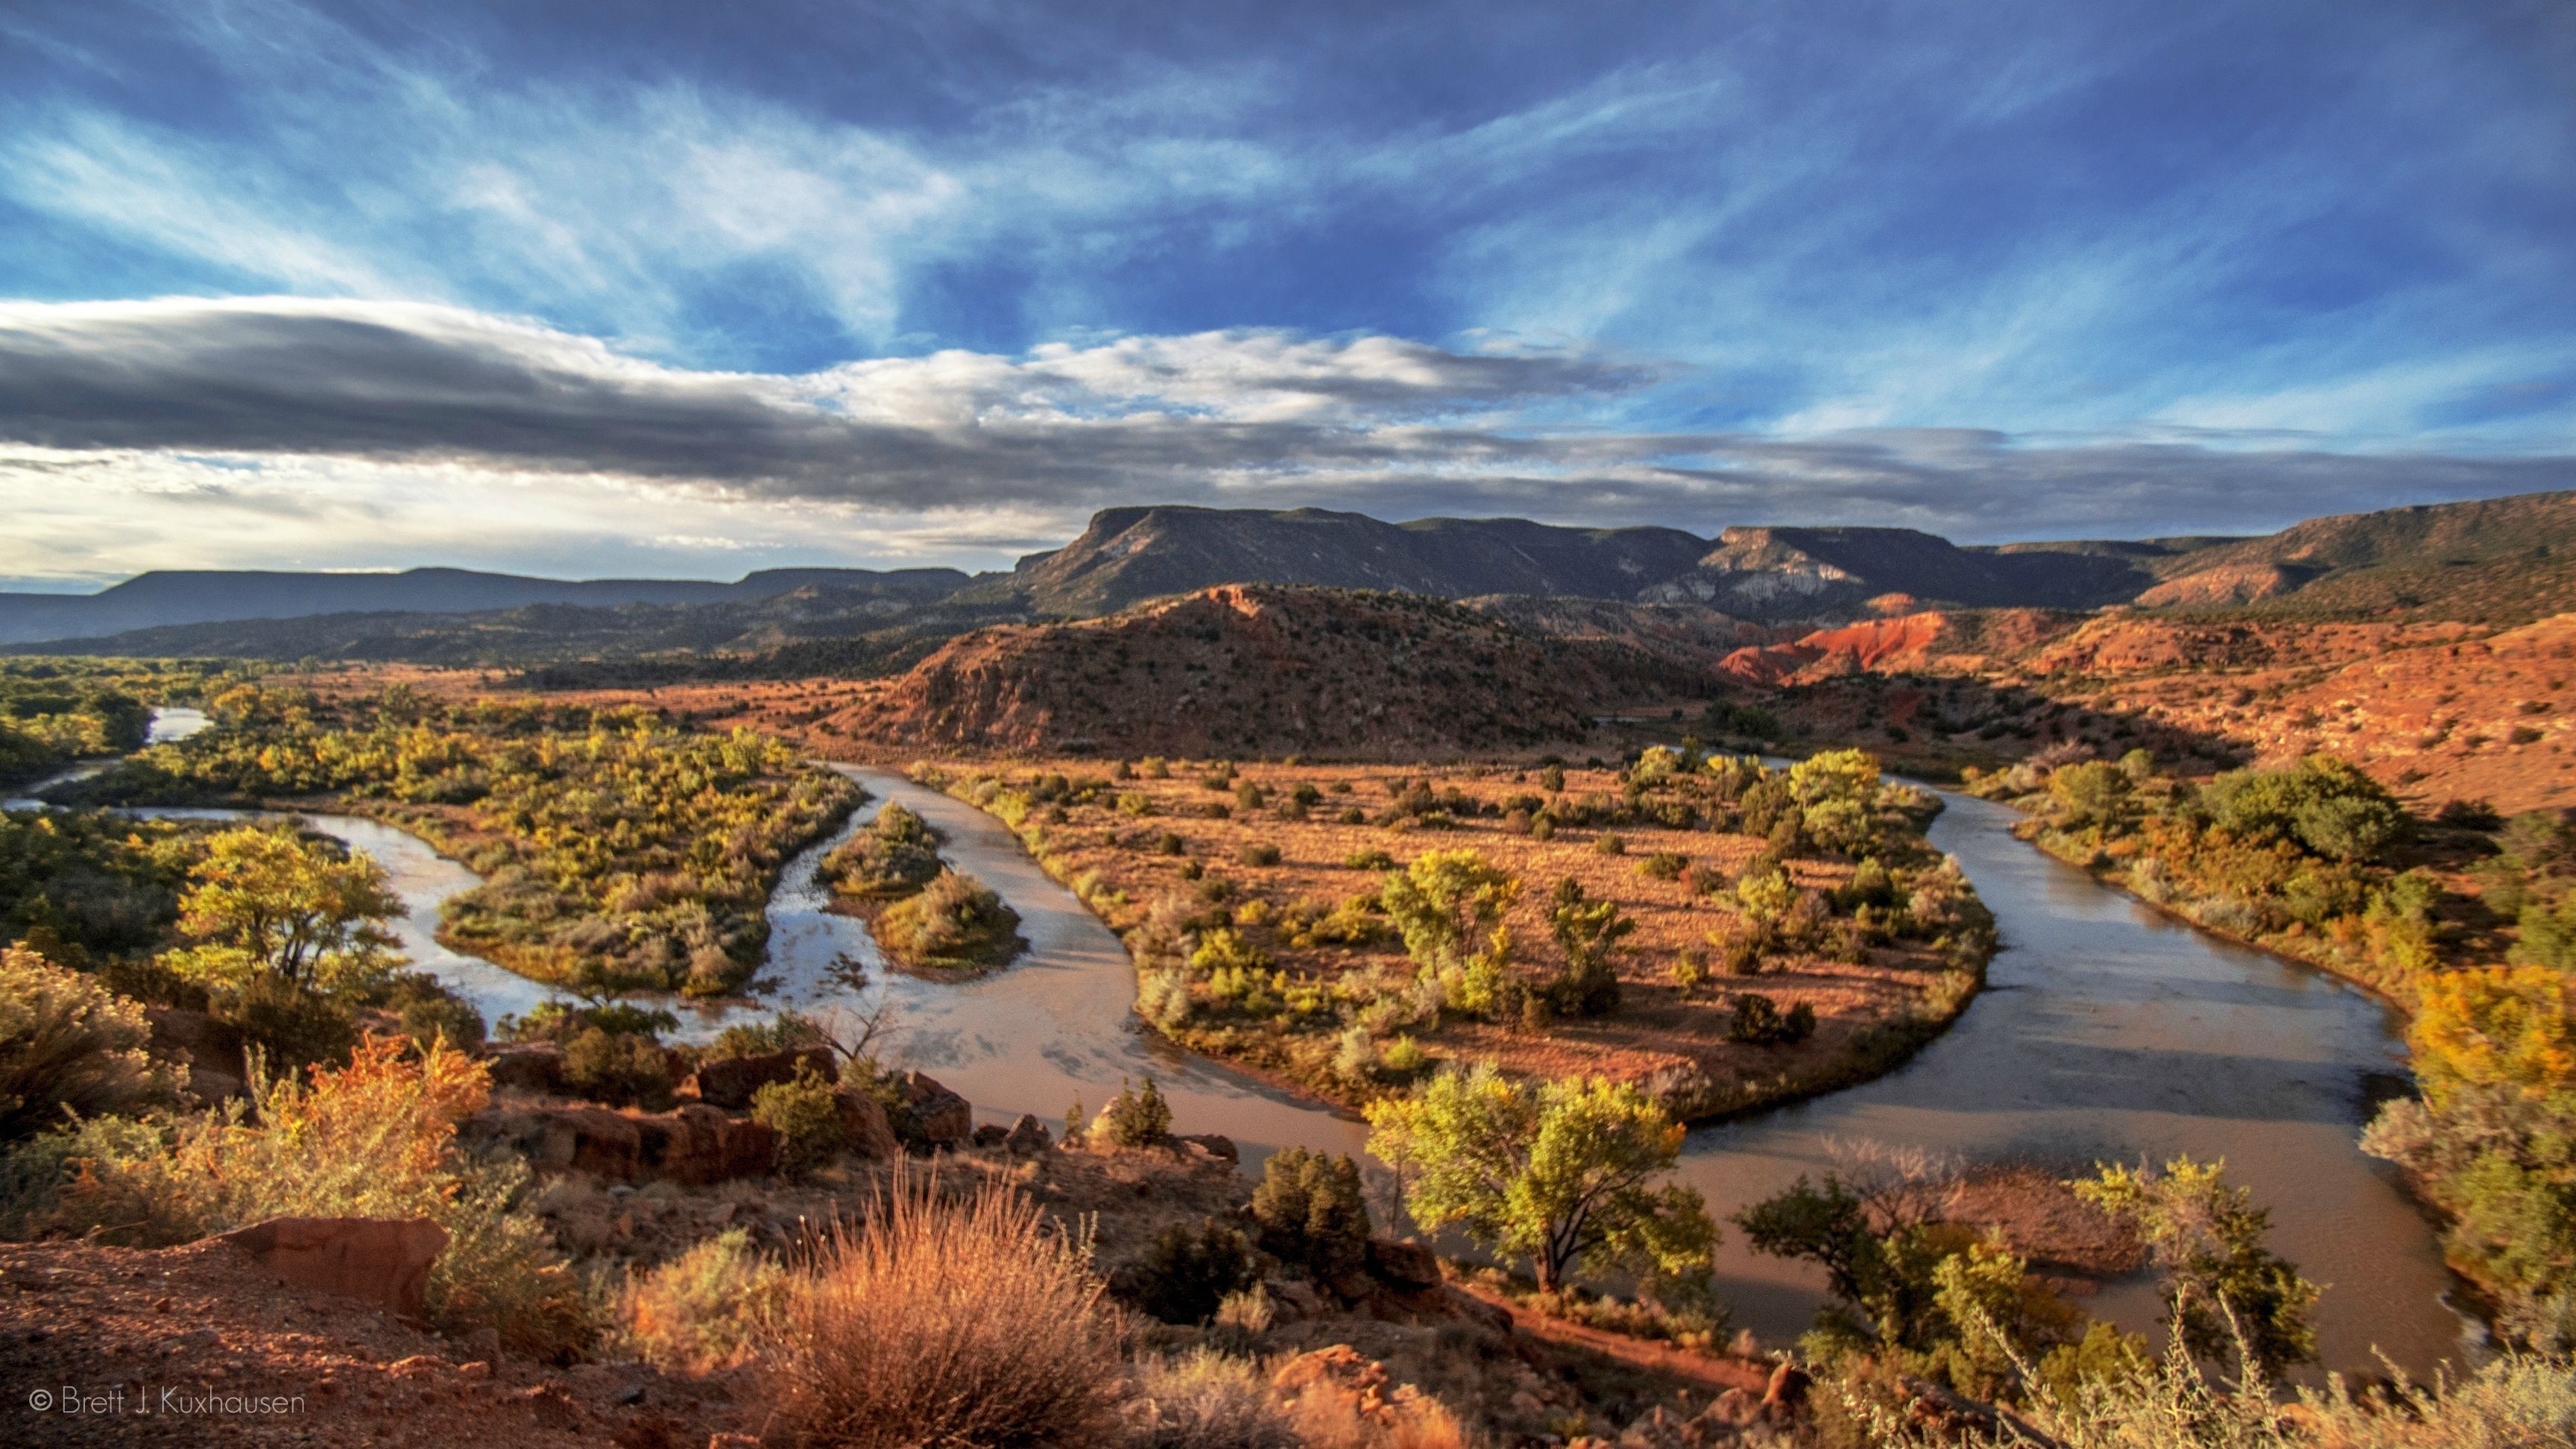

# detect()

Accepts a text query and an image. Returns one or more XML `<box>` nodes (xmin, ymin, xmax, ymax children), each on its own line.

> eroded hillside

<box><xmin>823</xmin><ymin>584</ymin><xmax>1682</xmax><ymax>757</ymax></box>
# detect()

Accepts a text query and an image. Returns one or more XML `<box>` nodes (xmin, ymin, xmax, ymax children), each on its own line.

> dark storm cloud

<box><xmin>1</xmin><ymin>297</ymin><xmax>2567</xmax><ymax>540</ymax></box>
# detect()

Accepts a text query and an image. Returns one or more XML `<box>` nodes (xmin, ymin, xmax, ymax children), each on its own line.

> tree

<box><xmin>2073</xmin><ymin>1157</ymin><xmax>2319</xmax><ymax>1373</ymax></box>
<box><xmin>2409</xmin><ymin>965</ymin><xmax>2576</xmax><ymax>1096</ymax></box>
<box><xmin>1363</xmin><ymin>1062</ymin><xmax>1714</xmax><ymax>1292</ymax></box>
<box><xmin>1787</xmin><ymin>748</ymin><xmax>1882</xmax><ymax>855</ymax></box>
<box><xmin>1250</xmin><ymin>1147</ymin><xmax>1371</xmax><ymax>1289</ymax></box>
<box><xmin>2048</xmin><ymin>761</ymin><xmax>2134</xmax><ymax>833</ymax></box>
<box><xmin>164</xmin><ymin>827</ymin><xmax>400</xmax><ymax>992</ymax></box>
<box><xmin>1378</xmin><ymin>850</ymin><xmax>1520</xmax><ymax>1017</ymax></box>
<box><xmin>1546</xmin><ymin>877</ymin><xmax>1632</xmax><ymax>1017</ymax></box>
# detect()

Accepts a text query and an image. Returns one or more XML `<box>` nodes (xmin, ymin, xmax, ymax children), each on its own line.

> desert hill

<box><xmin>0</xmin><ymin>564</ymin><xmax>970</xmax><ymax>645</ymax></box>
<box><xmin>954</xmin><ymin>505</ymin><xmax>1713</xmax><ymax>616</ymax></box>
<box><xmin>2136</xmin><ymin>489</ymin><xmax>2576</xmax><ymax>622</ymax></box>
<box><xmin>828</xmin><ymin>584</ymin><xmax>1677</xmax><ymax>757</ymax></box>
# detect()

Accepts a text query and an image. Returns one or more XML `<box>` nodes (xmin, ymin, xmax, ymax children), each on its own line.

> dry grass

<box><xmin>1123</xmin><ymin>1348</ymin><xmax>1301</xmax><ymax>1449</ymax></box>
<box><xmin>758</xmin><ymin>1167</ymin><xmax>1125</xmax><ymax>1449</ymax></box>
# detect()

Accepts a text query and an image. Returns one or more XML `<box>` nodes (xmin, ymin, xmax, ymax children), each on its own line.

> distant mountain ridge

<box><xmin>13</xmin><ymin>490</ymin><xmax>2575</xmax><ymax>660</ymax></box>
<box><xmin>0</xmin><ymin>565</ymin><xmax>970</xmax><ymax>645</ymax></box>
<box><xmin>954</xmin><ymin>505</ymin><xmax>1712</xmax><ymax>616</ymax></box>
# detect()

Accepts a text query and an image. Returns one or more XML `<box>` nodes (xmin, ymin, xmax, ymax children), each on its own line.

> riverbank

<box><xmin>891</xmin><ymin>752</ymin><xmax>1995</xmax><ymax>1125</ymax></box>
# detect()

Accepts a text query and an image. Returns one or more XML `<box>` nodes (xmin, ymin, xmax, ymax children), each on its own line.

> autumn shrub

<box><xmin>875</xmin><ymin>868</ymin><xmax>1023</xmax><ymax>970</ymax></box>
<box><xmin>752</xmin><ymin>1060</ymin><xmax>847</xmax><ymax>1178</ymax></box>
<box><xmin>759</xmin><ymin>1172</ymin><xmax>1122</xmax><ymax>1449</ymax></box>
<box><xmin>0</xmin><ymin>941</ymin><xmax>174</xmax><ymax>1140</ymax></box>
<box><xmin>27</xmin><ymin>1035</ymin><xmax>590</xmax><ymax>1357</ymax></box>
<box><xmin>1344</xmin><ymin>847</ymin><xmax>1398</xmax><ymax>871</ymax></box>
<box><xmin>561</xmin><ymin>1025</ymin><xmax>675</xmax><ymax>1108</ymax></box>
<box><xmin>612</xmin><ymin>1228</ymin><xmax>789</xmax><ymax>1371</ymax></box>
<box><xmin>820</xmin><ymin>802</ymin><xmax>943</xmax><ymax>899</ymax></box>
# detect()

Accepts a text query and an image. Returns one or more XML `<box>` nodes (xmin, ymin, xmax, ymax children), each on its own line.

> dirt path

<box><xmin>1453</xmin><ymin>1283</ymin><xmax>1775</xmax><ymax>1396</ymax></box>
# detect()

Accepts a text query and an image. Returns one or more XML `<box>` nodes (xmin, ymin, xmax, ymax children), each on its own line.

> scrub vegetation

<box><xmin>916</xmin><ymin>745</ymin><xmax>1993</xmax><ymax>1120</ymax></box>
<box><xmin>64</xmin><ymin>683</ymin><xmax>862</xmax><ymax>994</ymax></box>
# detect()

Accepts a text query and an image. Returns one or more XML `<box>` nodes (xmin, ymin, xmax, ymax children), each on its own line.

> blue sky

<box><xmin>1</xmin><ymin>0</ymin><xmax>2571</xmax><ymax>586</ymax></box>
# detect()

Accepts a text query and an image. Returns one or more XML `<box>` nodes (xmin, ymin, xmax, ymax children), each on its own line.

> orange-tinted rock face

<box><xmin>1717</xmin><ymin>612</ymin><xmax>1955</xmax><ymax>685</ymax></box>
<box><xmin>217</xmin><ymin>1216</ymin><xmax>448</xmax><ymax>1321</ymax></box>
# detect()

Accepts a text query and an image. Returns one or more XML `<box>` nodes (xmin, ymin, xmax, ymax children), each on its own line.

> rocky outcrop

<box><xmin>467</xmin><ymin>1104</ymin><xmax>777</xmax><ymax>1185</ymax></box>
<box><xmin>218</xmin><ymin>1216</ymin><xmax>448</xmax><ymax>1321</ymax></box>
<box><xmin>1003</xmin><ymin>1113</ymin><xmax>1054</xmax><ymax>1154</ymax></box>
<box><xmin>831</xmin><ymin>1087</ymin><xmax>902</xmax><ymax>1161</ymax></box>
<box><xmin>891</xmin><ymin>1071</ymin><xmax>973</xmax><ymax>1151</ymax></box>
<box><xmin>680</xmin><ymin>1048</ymin><xmax>835</xmax><ymax>1109</ymax></box>
<box><xmin>1270</xmin><ymin>1345</ymin><xmax>1464</xmax><ymax>1444</ymax></box>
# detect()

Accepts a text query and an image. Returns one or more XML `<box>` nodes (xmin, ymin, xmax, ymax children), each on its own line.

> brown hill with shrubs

<box><xmin>829</xmin><ymin>584</ymin><xmax>1672</xmax><ymax>757</ymax></box>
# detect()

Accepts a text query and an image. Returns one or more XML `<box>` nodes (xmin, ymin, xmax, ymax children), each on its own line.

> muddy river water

<box><xmin>39</xmin><ymin>740</ymin><xmax>2472</xmax><ymax>1377</ymax></box>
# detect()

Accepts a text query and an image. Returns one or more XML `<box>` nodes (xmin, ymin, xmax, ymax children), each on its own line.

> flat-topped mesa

<box><xmin>959</xmin><ymin>504</ymin><xmax>1713</xmax><ymax>617</ymax></box>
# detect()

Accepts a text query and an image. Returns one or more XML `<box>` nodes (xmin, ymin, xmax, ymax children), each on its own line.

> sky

<box><xmin>1</xmin><ymin>0</ymin><xmax>2571</xmax><ymax>589</ymax></box>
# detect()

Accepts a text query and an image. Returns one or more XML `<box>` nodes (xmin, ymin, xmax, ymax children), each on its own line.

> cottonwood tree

<box><xmin>1378</xmin><ymin>850</ymin><xmax>1520</xmax><ymax>1017</ymax></box>
<box><xmin>2074</xmin><ymin>1156</ymin><xmax>2319</xmax><ymax>1374</ymax></box>
<box><xmin>164</xmin><ymin>826</ymin><xmax>401</xmax><ymax>993</ymax></box>
<box><xmin>1363</xmin><ymin>1061</ymin><xmax>1714</xmax><ymax>1292</ymax></box>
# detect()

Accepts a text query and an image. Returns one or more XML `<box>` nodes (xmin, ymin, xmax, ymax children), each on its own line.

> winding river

<box><xmin>16</xmin><ymin>732</ymin><xmax>2473</xmax><ymax>1377</ymax></box>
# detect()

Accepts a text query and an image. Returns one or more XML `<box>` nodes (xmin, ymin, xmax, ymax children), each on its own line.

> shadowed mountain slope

<box><xmin>831</xmin><ymin>584</ymin><xmax>1682</xmax><ymax>757</ymax></box>
<box><xmin>956</xmin><ymin>505</ymin><xmax>1711</xmax><ymax>616</ymax></box>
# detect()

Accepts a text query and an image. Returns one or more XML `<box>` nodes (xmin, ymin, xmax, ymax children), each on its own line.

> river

<box><xmin>22</xmin><ymin>735</ymin><xmax>2470</xmax><ymax>1376</ymax></box>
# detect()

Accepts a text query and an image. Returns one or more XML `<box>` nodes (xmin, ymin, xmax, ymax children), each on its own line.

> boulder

<box><xmin>1366</xmin><ymin>1238</ymin><xmax>1442</xmax><ymax>1291</ymax></box>
<box><xmin>681</xmin><ymin>1047</ymin><xmax>835</xmax><ymax>1110</ymax></box>
<box><xmin>470</xmin><ymin>1104</ymin><xmax>777</xmax><ymax>1185</ymax></box>
<box><xmin>894</xmin><ymin>1070</ymin><xmax>973</xmax><ymax>1151</ymax></box>
<box><xmin>829</xmin><ymin>1088</ymin><xmax>901</xmax><ymax>1161</ymax></box>
<box><xmin>971</xmin><ymin>1123</ymin><xmax>1010</xmax><ymax>1149</ymax></box>
<box><xmin>145</xmin><ymin>1006</ymin><xmax>247</xmax><ymax>1102</ymax></box>
<box><xmin>1003</xmin><ymin>1113</ymin><xmax>1053</xmax><ymax>1155</ymax></box>
<box><xmin>218</xmin><ymin>1216</ymin><xmax>448</xmax><ymax>1320</ymax></box>
<box><xmin>478</xmin><ymin>1042</ymin><xmax>566</xmax><ymax>1096</ymax></box>
<box><xmin>1175</xmin><ymin>1132</ymin><xmax>1239</xmax><ymax>1164</ymax></box>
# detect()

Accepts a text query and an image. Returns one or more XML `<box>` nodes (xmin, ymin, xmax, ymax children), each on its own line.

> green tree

<box><xmin>1378</xmin><ymin>850</ymin><xmax>1520</xmax><ymax>1016</ymax></box>
<box><xmin>1787</xmin><ymin>748</ymin><xmax>1882</xmax><ymax>855</ymax></box>
<box><xmin>1363</xmin><ymin>1062</ymin><xmax>1714</xmax><ymax>1292</ymax></box>
<box><xmin>1250</xmin><ymin>1147</ymin><xmax>1371</xmax><ymax>1287</ymax></box>
<box><xmin>163</xmin><ymin>827</ymin><xmax>400</xmax><ymax>992</ymax></box>
<box><xmin>2048</xmin><ymin>760</ymin><xmax>2135</xmax><ymax>833</ymax></box>
<box><xmin>2074</xmin><ymin>1157</ymin><xmax>2319</xmax><ymax>1374</ymax></box>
